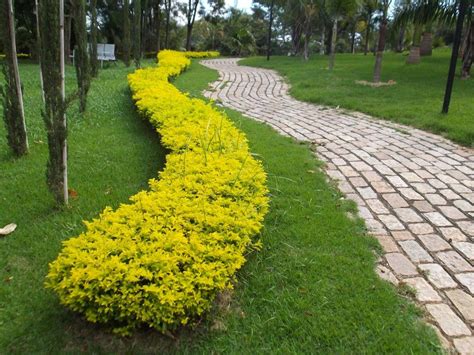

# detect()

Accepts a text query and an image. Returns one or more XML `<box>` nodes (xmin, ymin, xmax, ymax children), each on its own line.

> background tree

<box><xmin>0</xmin><ymin>0</ymin><xmax>28</xmax><ymax>157</ymax></box>
<box><xmin>164</xmin><ymin>0</ymin><xmax>172</xmax><ymax>48</ymax></box>
<box><xmin>153</xmin><ymin>0</ymin><xmax>162</xmax><ymax>52</ymax></box>
<box><xmin>373</xmin><ymin>0</ymin><xmax>392</xmax><ymax>82</ymax></box>
<box><xmin>72</xmin><ymin>0</ymin><xmax>91</xmax><ymax>113</ymax></box>
<box><xmin>133</xmin><ymin>0</ymin><xmax>141</xmax><ymax>67</ymax></box>
<box><xmin>182</xmin><ymin>0</ymin><xmax>200</xmax><ymax>50</ymax></box>
<box><xmin>461</xmin><ymin>12</ymin><xmax>473</xmax><ymax>78</ymax></box>
<box><xmin>361</xmin><ymin>0</ymin><xmax>377</xmax><ymax>54</ymax></box>
<box><xmin>123</xmin><ymin>0</ymin><xmax>131</xmax><ymax>66</ymax></box>
<box><xmin>90</xmin><ymin>0</ymin><xmax>99</xmax><ymax>77</ymax></box>
<box><xmin>38</xmin><ymin>0</ymin><xmax>69</xmax><ymax>204</ymax></box>
<box><xmin>327</xmin><ymin>0</ymin><xmax>360</xmax><ymax>69</ymax></box>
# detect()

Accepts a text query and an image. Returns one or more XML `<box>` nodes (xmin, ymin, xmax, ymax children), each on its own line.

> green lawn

<box><xmin>241</xmin><ymin>49</ymin><xmax>474</xmax><ymax>147</ymax></box>
<box><xmin>0</xmin><ymin>61</ymin><xmax>166</xmax><ymax>351</ymax></box>
<box><xmin>0</xmin><ymin>60</ymin><xmax>441</xmax><ymax>353</ymax></box>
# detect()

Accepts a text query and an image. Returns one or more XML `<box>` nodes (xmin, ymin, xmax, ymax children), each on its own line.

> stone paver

<box><xmin>202</xmin><ymin>58</ymin><xmax>474</xmax><ymax>350</ymax></box>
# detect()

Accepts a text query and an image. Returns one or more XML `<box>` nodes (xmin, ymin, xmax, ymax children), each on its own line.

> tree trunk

<box><xmin>185</xmin><ymin>0</ymin><xmax>199</xmax><ymax>51</ymax></box>
<box><xmin>185</xmin><ymin>25</ymin><xmax>192</xmax><ymax>51</ymax></box>
<box><xmin>123</xmin><ymin>0</ymin><xmax>131</xmax><ymax>66</ymax></box>
<box><xmin>373</xmin><ymin>17</ymin><xmax>388</xmax><ymax>83</ymax></box>
<box><xmin>266</xmin><ymin>0</ymin><xmax>275</xmax><ymax>61</ymax></box>
<box><xmin>38</xmin><ymin>0</ymin><xmax>69</xmax><ymax>205</ymax></box>
<box><xmin>350</xmin><ymin>24</ymin><xmax>356</xmax><ymax>54</ymax></box>
<box><xmin>90</xmin><ymin>0</ymin><xmax>99</xmax><ymax>77</ymax></box>
<box><xmin>72</xmin><ymin>0</ymin><xmax>90</xmax><ymax>113</ymax></box>
<box><xmin>304</xmin><ymin>32</ymin><xmax>311</xmax><ymax>61</ymax></box>
<box><xmin>60</xmin><ymin>0</ymin><xmax>68</xmax><ymax>205</ymax></box>
<box><xmin>291</xmin><ymin>23</ymin><xmax>303</xmax><ymax>55</ymax></box>
<box><xmin>364</xmin><ymin>16</ymin><xmax>371</xmax><ymax>55</ymax></box>
<box><xmin>1</xmin><ymin>0</ymin><xmax>28</xmax><ymax>157</ymax></box>
<box><xmin>320</xmin><ymin>29</ymin><xmax>325</xmax><ymax>55</ymax></box>
<box><xmin>461</xmin><ymin>21</ymin><xmax>473</xmax><ymax>79</ymax></box>
<box><xmin>133</xmin><ymin>0</ymin><xmax>142</xmax><ymax>67</ymax></box>
<box><xmin>141</xmin><ymin>0</ymin><xmax>148</xmax><ymax>55</ymax></box>
<box><xmin>155</xmin><ymin>0</ymin><xmax>162</xmax><ymax>52</ymax></box>
<box><xmin>396</xmin><ymin>26</ymin><xmax>405</xmax><ymax>52</ymax></box>
<box><xmin>64</xmin><ymin>15</ymin><xmax>71</xmax><ymax>64</ymax></box>
<box><xmin>420</xmin><ymin>32</ymin><xmax>433</xmax><ymax>56</ymax></box>
<box><xmin>329</xmin><ymin>19</ymin><xmax>337</xmax><ymax>70</ymax></box>
<box><xmin>35</xmin><ymin>0</ymin><xmax>45</xmax><ymax>103</ymax></box>
<box><xmin>165</xmin><ymin>0</ymin><xmax>171</xmax><ymax>49</ymax></box>
<box><xmin>407</xmin><ymin>24</ymin><xmax>422</xmax><ymax>64</ymax></box>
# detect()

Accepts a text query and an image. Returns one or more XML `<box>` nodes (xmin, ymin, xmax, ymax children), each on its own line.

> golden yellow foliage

<box><xmin>45</xmin><ymin>50</ymin><xmax>268</xmax><ymax>335</ymax></box>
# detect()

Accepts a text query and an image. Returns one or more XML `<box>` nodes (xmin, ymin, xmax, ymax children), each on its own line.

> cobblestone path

<box><xmin>201</xmin><ymin>58</ymin><xmax>474</xmax><ymax>353</ymax></box>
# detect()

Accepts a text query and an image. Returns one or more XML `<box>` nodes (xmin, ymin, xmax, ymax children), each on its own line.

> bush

<box><xmin>45</xmin><ymin>50</ymin><xmax>268</xmax><ymax>335</ymax></box>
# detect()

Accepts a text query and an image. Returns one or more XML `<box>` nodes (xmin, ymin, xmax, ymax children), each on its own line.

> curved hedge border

<box><xmin>45</xmin><ymin>51</ymin><xmax>269</xmax><ymax>335</ymax></box>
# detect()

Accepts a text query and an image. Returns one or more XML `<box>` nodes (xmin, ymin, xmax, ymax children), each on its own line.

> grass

<box><xmin>0</xmin><ymin>61</ymin><xmax>166</xmax><ymax>351</ymax></box>
<box><xmin>241</xmin><ymin>49</ymin><xmax>474</xmax><ymax>147</ymax></box>
<box><xmin>0</xmin><ymin>60</ymin><xmax>441</xmax><ymax>353</ymax></box>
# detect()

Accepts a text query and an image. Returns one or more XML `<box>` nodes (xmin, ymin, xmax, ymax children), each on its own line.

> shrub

<box><xmin>45</xmin><ymin>51</ymin><xmax>269</xmax><ymax>335</ymax></box>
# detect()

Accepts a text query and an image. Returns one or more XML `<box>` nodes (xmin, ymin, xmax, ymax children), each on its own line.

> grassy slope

<box><xmin>0</xmin><ymin>60</ymin><xmax>441</xmax><ymax>353</ymax></box>
<box><xmin>0</xmin><ymin>62</ymin><xmax>165</xmax><ymax>352</ymax></box>
<box><xmin>241</xmin><ymin>49</ymin><xmax>474</xmax><ymax>147</ymax></box>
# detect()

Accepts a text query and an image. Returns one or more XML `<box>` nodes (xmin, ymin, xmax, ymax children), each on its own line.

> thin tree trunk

<box><xmin>350</xmin><ymin>23</ymin><xmax>356</xmax><ymax>54</ymax></box>
<box><xmin>165</xmin><ymin>0</ymin><xmax>171</xmax><ymax>49</ymax></box>
<box><xmin>291</xmin><ymin>23</ymin><xmax>303</xmax><ymax>55</ymax></box>
<box><xmin>266</xmin><ymin>0</ymin><xmax>275</xmax><ymax>61</ymax></box>
<box><xmin>185</xmin><ymin>0</ymin><xmax>199</xmax><ymax>51</ymax></box>
<box><xmin>72</xmin><ymin>0</ymin><xmax>90</xmax><ymax>113</ymax></box>
<box><xmin>304</xmin><ymin>33</ymin><xmax>311</xmax><ymax>60</ymax></box>
<box><xmin>90</xmin><ymin>0</ymin><xmax>99</xmax><ymax>77</ymax></box>
<box><xmin>133</xmin><ymin>0</ymin><xmax>142</xmax><ymax>67</ymax></box>
<box><xmin>64</xmin><ymin>15</ymin><xmax>71</xmax><ymax>64</ymax></box>
<box><xmin>373</xmin><ymin>17</ymin><xmax>388</xmax><ymax>82</ymax></box>
<box><xmin>1</xmin><ymin>0</ymin><xmax>28</xmax><ymax>156</ymax></box>
<box><xmin>185</xmin><ymin>25</ymin><xmax>192</xmax><ymax>51</ymax></box>
<box><xmin>396</xmin><ymin>26</ymin><xmax>405</xmax><ymax>52</ymax></box>
<box><xmin>155</xmin><ymin>0</ymin><xmax>162</xmax><ymax>52</ymax></box>
<box><xmin>35</xmin><ymin>0</ymin><xmax>45</xmax><ymax>102</ymax></box>
<box><xmin>364</xmin><ymin>16</ymin><xmax>371</xmax><ymax>55</ymax></box>
<box><xmin>60</xmin><ymin>0</ymin><xmax>68</xmax><ymax>205</ymax></box>
<box><xmin>141</xmin><ymin>0</ymin><xmax>148</xmax><ymax>55</ymax></box>
<box><xmin>329</xmin><ymin>19</ymin><xmax>337</xmax><ymax>70</ymax></box>
<box><xmin>123</xmin><ymin>0</ymin><xmax>131</xmax><ymax>66</ymax></box>
<box><xmin>38</xmin><ymin>0</ymin><xmax>69</xmax><ymax>205</ymax></box>
<box><xmin>461</xmin><ymin>21</ymin><xmax>473</xmax><ymax>79</ymax></box>
<box><xmin>320</xmin><ymin>29</ymin><xmax>325</xmax><ymax>55</ymax></box>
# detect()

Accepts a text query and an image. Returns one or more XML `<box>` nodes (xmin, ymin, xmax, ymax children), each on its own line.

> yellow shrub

<box><xmin>45</xmin><ymin>50</ymin><xmax>269</xmax><ymax>335</ymax></box>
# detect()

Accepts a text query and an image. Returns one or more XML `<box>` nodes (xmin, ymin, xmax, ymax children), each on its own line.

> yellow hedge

<box><xmin>45</xmin><ymin>50</ymin><xmax>269</xmax><ymax>335</ymax></box>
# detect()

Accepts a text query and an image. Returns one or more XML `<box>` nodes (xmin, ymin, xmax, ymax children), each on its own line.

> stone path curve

<box><xmin>201</xmin><ymin>58</ymin><xmax>474</xmax><ymax>353</ymax></box>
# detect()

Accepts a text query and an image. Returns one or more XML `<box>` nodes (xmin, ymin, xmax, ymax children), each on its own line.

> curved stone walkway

<box><xmin>201</xmin><ymin>58</ymin><xmax>474</xmax><ymax>353</ymax></box>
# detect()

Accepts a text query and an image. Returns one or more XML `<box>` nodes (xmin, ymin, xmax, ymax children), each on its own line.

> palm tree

<box><xmin>394</xmin><ymin>0</ymin><xmax>450</xmax><ymax>64</ymax></box>
<box><xmin>327</xmin><ymin>0</ymin><xmax>360</xmax><ymax>69</ymax></box>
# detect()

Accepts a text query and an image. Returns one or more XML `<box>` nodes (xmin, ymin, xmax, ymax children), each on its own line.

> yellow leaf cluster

<box><xmin>45</xmin><ymin>50</ymin><xmax>269</xmax><ymax>335</ymax></box>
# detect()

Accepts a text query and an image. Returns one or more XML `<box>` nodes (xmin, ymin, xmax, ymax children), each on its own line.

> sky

<box><xmin>225</xmin><ymin>0</ymin><xmax>253</xmax><ymax>12</ymax></box>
